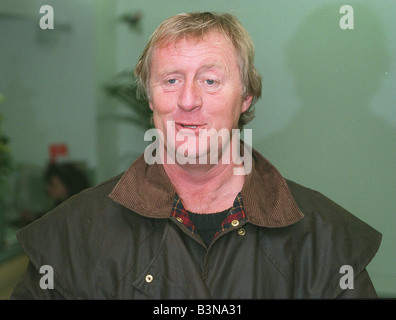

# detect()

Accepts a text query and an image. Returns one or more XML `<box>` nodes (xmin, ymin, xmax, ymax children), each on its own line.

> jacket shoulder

<box><xmin>14</xmin><ymin>173</ymin><xmax>159</xmax><ymax>298</ymax></box>
<box><xmin>286</xmin><ymin>179</ymin><xmax>381</xmax><ymax>242</ymax></box>
<box><xmin>285</xmin><ymin>180</ymin><xmax>382</xmax><ymax>297</ymax></box>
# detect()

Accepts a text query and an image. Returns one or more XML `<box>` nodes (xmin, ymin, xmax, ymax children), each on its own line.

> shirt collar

<box><xmin>109</xmin><ymin>147</ymin><xmax>304</xmax><ymax>228</ymax></box>
<box><xmin>170</xmin><ymin>192</ymin><xmax>247</xmax><ymax>238</ymax></box>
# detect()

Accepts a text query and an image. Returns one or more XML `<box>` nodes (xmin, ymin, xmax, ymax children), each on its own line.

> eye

<box><xmin>168</xmin><ymin>79</ymin><xmax>177</xmax><ymax>84</ymax></box>
<box><xmin>205</xmin><ymin>79</ymin><xmax>216</xmax><ymax>85</ymax></box>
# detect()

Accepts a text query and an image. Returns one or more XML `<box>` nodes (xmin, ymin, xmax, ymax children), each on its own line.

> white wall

<box><xmin>0</xmin><ymin>0</ymin><xmax>97</xmax><ymax>169</ymax></box>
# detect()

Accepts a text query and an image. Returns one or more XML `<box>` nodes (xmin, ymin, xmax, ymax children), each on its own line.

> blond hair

<box><xmin>134</xmin><ymin>12</ymin><xmax>262</xmax><ymax>129</ymax></box>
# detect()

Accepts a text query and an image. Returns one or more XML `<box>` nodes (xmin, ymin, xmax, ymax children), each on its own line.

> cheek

<box><xmin>211</xmin><ymin>92</ymin><xmax>245</xmax><ymax>119</ymax></box>
<box><xmin>150</xmin><ymin>90</ymin><xmax>176</xmax><ymax>115</ymax></box>
<box><xmin>150</xmin><ymin>95</ymin><xmax>176</xmax><ymax>130</ymax></box>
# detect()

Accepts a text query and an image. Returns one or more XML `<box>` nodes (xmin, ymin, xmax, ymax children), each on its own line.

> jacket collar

<box><xmin>109</xmin><ymin>147</ymin><xmax>304</xmax><ymax>228</ymax></box>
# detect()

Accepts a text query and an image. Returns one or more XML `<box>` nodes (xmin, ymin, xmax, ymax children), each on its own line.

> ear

<box><xmin>241</xmin><ymin>95</ymin><xmax>253</xmax><ymax>113</ymax></box>
<box><xmin>148</xmin><ymin>100</ymin><xmax>154</xmax><ymax>111</ymax></box>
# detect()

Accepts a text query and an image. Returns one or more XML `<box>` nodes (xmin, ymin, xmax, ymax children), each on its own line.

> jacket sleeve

<box><xmin>8</xmin><ymin>181</ymin><xmax>137</xmax><ymax>299</ymax></box>
<box><xmin>336</xmin><ymin>268</ymin><xmax>378</xmax><ymax>299</ymax></box>
<box><xmin>10</xmin><ymin>262</ymin><xmax>66</xmax><ymax>299</ymax></box>
<box><xmin>286</xmin><ymin>180</ymin><xmax>382</xmax><ymax>298</ymax></box>
<box><xmin>8</xmin><ymin>190</ymin><xmax>99</xmax><ymax>299</ymax></box>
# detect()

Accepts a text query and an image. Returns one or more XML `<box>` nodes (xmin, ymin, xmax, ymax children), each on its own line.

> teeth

<box><xmin>182</xmin><ymin>125</ymin><xmax>197</xmax><ymax>128</ymax></box>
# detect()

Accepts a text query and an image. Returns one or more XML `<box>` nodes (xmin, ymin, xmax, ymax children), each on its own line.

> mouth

<box><xmin>175</xmin><ymin>122</ymin><xmax>206</xmax><ymax>132</ymax></box>
<box><xmin>180</xmin><ymin>124</ymin><xmax>198</xmax><ymax>129</ymax></box>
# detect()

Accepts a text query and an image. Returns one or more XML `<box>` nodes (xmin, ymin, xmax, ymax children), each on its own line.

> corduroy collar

<box><xmin>109</xmin><ymin>147</ymin><xmax>304</xmax><ymax>228</ymax></box>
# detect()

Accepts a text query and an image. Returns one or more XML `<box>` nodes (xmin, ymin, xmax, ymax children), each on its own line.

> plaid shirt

<box><xmin>171</xmin><ymin>192</ymin><xmax>247</xmax><ymax>243</ymax></box>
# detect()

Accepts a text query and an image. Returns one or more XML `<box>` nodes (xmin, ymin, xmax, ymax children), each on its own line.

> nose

<box><xmin>177</xmin><ymin>80</ymin><xmax>202</xmax><ymax>112</ymax></box>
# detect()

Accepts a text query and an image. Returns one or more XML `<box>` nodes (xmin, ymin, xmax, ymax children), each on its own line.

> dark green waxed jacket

<box><xmin>11</xmin><ymin>149</ymin><xmax>381</xmax><ymax>299</ymax></box>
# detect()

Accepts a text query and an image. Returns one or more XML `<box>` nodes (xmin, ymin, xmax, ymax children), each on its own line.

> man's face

<box><xmin>148</xmin><ymin>31</ymin><xmax>252</xmax><ymax>163</ymax></box>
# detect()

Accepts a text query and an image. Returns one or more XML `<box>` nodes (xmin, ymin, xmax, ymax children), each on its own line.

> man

<box><xmin>11</xmin><ymin>12</ymin><xmax>381</xmax><ymax>299</ymax></box>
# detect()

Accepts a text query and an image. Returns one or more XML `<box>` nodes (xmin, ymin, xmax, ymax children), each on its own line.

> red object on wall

<box><xmin>49</xmin><ymin>143</ymin><xmax>68</xmax><ymax>163</ymax></box>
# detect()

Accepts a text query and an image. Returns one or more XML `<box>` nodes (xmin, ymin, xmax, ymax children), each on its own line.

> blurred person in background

<box><xmin>44</xmin><ymin>162</ymin><xmax>90</xmax><ymax>208</ymax></box>
<box><xmin>15</xmin><ymin>162</ymin><xmax>90</xmax><ymax>227</ymax></box>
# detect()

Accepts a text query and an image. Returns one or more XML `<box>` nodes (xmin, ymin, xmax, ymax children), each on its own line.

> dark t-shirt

<box><xmin>188</xmin><ymin>209</ymin><xmax>230</xmax><ymax>247</ymax></box>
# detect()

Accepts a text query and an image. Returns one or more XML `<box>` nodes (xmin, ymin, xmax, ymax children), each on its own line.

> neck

<box><xmin>163</xmin><ymin>157</ymin><xmax>245</xmax><ymax>214</ymax></box>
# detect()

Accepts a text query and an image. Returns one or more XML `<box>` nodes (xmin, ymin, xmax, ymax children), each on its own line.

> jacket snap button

<box><xmin>238</xmin><ymin>228</ymin><xmax>246</xmax><ymax>236</ymax></box>
<box><xmin>176</xmin><ymin>217</ymin><xmax>183</xmax><ymax>223</ymax></box>
<box><xmin>231</xmin><ymin>220</ymin><xmax>239</xmax><ymax>227</ymax></box>
<box><xmin>145</xmin><ymin>274</ymin><xmax>154</xmax><ymax>283</ymax></box>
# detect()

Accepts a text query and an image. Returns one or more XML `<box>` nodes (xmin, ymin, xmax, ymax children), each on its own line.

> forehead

<box><xmin>150</xmin><ymin>31</ymin><xmax>238</xmax><ymax>71</ymax></box>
